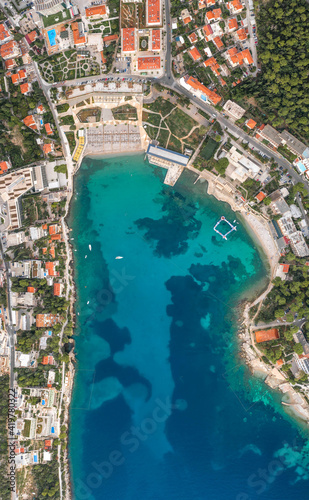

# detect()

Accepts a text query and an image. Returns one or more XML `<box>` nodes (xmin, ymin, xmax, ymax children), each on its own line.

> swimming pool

<box><xmin>47</xmin><ymin>29</ymin><xmax>56</xmax><ymax>47</ymax></box>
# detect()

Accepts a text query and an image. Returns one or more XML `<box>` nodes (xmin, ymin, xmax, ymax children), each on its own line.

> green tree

<box><xmin>294</xmin><ymin>343</ymin><xmax>304</xmax><ymax>355</ymax></box>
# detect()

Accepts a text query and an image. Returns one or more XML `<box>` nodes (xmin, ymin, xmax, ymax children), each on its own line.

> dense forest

<box><xmin>233</xmin><ymin>0</ymin><xmax>309</xmax><ymax>138</ymax></box>
<box><xmin>32</xmin><ymin>456</ymin><xmax>60</xmax><ymax>498</ymax></box>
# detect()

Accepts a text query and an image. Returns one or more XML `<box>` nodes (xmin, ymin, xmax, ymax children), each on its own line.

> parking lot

<box><xmin>114</xmin><ymin>56</ymin><xmax>132</xmax><ymax>74</ymax></box>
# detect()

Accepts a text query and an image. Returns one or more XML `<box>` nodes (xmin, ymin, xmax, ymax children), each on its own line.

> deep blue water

<box><xmin>68</xmin><ymin>155</ymin><xmax>309</xmax><ymax>500</ymax></box>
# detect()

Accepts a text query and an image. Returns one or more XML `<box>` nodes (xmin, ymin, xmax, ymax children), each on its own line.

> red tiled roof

<box><xmin>45</xmin><ymin>262</ymin><xmax>57</xmax><ymax>276</ymax></box>
<box><xmin>188</xmin><ymin>32</ymin><xmax>198</xmax><ymax>44</ymax></box>
<box><xmin>43</xmin><ymin>143</ymin><xmax>52</xmax><ymax>155</ymax></box>
<box><xmin>152</xmin><ymin>29</ymin><xmax>160</xmax><ymax>50</ymax></box>
<box><xmin>255</xmin><ymin>191</ymin><xmax>266</xmax><ymax>202</ymax></box>
<box><xmin>246</xmin><ymin>119</ymin><xmax>257</xmax><ymax>129</ymax></box>
<box><xmin>148</xmin><ymin>0</ymin><xmax>161</xmax><ymax>25</ymax></box>
<box><xmin>0</xmin><ymin>40</ymin><xmax>17</xmax><ymax>59</ymax></box>
<box><xmin>27</xmin><ymin>30</ymin><xmax>37</xmax><ymax>43</ymax></box>
<box><xmin>203</xmin><ymin>24</ymin><xmax>213</xmax><ymax>38</ymax></box>
<box><xmin>204</xmin><ymin>56</ymin><xmax>220</xmax><ymax>76</ymax></box>
<box><xmin>228</xmin><ymin>18</ymin><xmax>238</xmax><ymax>30</ymax></box>
<box><xmin>53</xmin><ymin>283</ymin><xmax>61</xmax><ymax>296</ymax></box>
<box><xmin>255</xmin><ymin>328</ymin><xmax>279</xmax><ymax>343</ymax></box>
<box><xmin>189</xmin><ymin>46</ymin><xmax>202</xmax><ymax>61</ymax></box>
<box><xmin>103</xmin><ymin>34</ymin><xmax>118</xmax><ymax>43</ymax></box>
<box><xmin>206</xmin><ymin>8</ymin><xmax>221</xmax><ymax>21</ymax></box>
<box><xmin>51</xmin><ymin>234</ymin><xmax>61</xmax><ymax>241</ymax></box>
<box><xmin>137</xmin><ymin>56</ymin><xmax>161</xmax><ymax>70</ymax></box>
<box><xmin>85</xmin><ymin>5</ymin><xmax>106</xmax><ymax>17</ymax></box>
<box><xmin>4</xmin><ymin>59</ymin><xmax>15</xmax><ymax>69</ymax></box>
<box><xmin>183</xmin><ymin>16</ymin><xmax>191</xmax><ymax>24</ymax></box>
<box><xmin>122</xmin><ymin>28</ymin><xmax>135</xmax><ymax>52</ymax></box>
<box><xmin>186</xmin><ymin>76</ymin><xmax>221</xmax><ymax>105</ymax></box>
<box><xmin>72</xmin><ymin>23</ymin><xmax>86</xmax><ymax>45</ymax></box>
<box><xmin>228</xmin><ymin>0</ymin><xmax>243</xmax><ymax>11</ymax></box>
<box><xmin>11</xmin><ymin>73</ymin><xmax>19</xmax><ymax>84</ymax></box>
<box><xmin>20</xmin><ymin>83</ymin><xmax>29</xmax><ymax>94</ymax></box>
<box><xmin>18</xmin><ymin>69</ymin><xmax>26</xmax><ymax>79</ymax></box>
<box><xmin>0</xmin><ymin>23</ymin><xmax>10</xmax><ymax>42</ymax></box>
<box><xmin>0</xmin><ymin>161</ymin><xmax>9</xmax><ymax>175</ymax></box>
<box><xmin>236</xmin><ymin>28</ymin><xmax>247</xmax><ymax>41</ymax></box>
<box><xmin>27</xmin><ymin>286</ymin><xmax>35</xmax><ymax>293</ymax></box>
<box><xmin>213</xmin><ymin>36</ymin><xmax>223</xmax><ymax>49</ymax></box>
<box><xmin>23</xmin><ymin>115</ymin><xmax>37</xmax><ymax>130</ymax></box>
<box><xmin>45</xmin><ymin>123</ymin><xmax>53</xmax><ymax>135</ymax></box>
<box><xmin>281</xmin><ymin>264</ymin><xmax>290</xmax><ymax>273</ymax></box>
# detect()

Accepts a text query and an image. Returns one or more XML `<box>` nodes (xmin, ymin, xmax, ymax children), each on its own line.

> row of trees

<box><xmin>0</xmin><ymin>375</ymin><xmax>10</xmax><ymax>499</ymax></box>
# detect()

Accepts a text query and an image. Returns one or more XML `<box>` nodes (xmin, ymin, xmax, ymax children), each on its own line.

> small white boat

<box><xmin>85</xmin><ymin>255</ymin><xmax>87</xmax><ymax>259</ymax></box>
<box><xmin>115</xmin><ymin>256</ymin><xmax>123</xmax><ymax>260</ymax></box>
<box><xmin>71</xmin><ymin>238</ymin><xmax>74</xmax><ymax>240</ymax></box>
<box><xmin>89</xmin><ymin>244</ymin><xmax>92</xmax><ymax>251</ymax></box>
<box><xmin>87</xmin><ymin>301</ymin><xmax>89</xmax><ymax>305</ymax></box>
<box><xmin>74</xmin><ymin>250</ymin><xmax>77</xmax><ymax>252</ymax></box>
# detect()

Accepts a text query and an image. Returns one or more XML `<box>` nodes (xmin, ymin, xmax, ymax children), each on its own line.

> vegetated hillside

<box><xmin>233</xmin><ymin>0</ymin><xmax>309</xmax><ymax>138</ymax></box>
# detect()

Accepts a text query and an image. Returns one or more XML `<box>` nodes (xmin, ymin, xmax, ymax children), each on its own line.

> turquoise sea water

<box><xmin>68</xmin><ymin>154</ymin><xmax>309</xmax><ymax>500</ymax></box>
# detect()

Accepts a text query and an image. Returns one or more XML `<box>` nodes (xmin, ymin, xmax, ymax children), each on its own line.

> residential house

<box><xmin>181</xmin><ymin>9</ymin><xmax>192</xmax><ymax>25</ymax></box>
<box><xmin>223</xmin><ymin>100</ymin><xmax>246</xmax><ymax>121</ymax></box>
<box><xmin>188</xmin><ymin>46</ymin><xmax>202</xmax><ymax>62</ymax></box>
<box><xmin>71</xmin><ymin>22</ymin><xmax>86</xmax><ymax>46</ymax></box>
<box><xmin>206</xmin><ymin>8</ymin><xmax>222</xmax><ymax>22</ymax></box>
<box><xmin>0</xmin><ymin>40</ymin><xmax>21</xmax><ymax>60</ymax></box>
<box><xmin>20</xmin><ymin>83</ymin><xmax>31</xmax><ymax>95</ymax></box>
<box><xmin>213</xmin><ymin>36</ymin><xmax>223</xmax><ymax>50</ymax></box>
<box><xmin>23</xmin><ymin>115</ymin><xmax>39</xmax><ymax>131</ymax></box>
<box><xmin>180</xmin><ymin>75</ymin><xmax>221</xmax><ymax>105</ymax></box>
<box><xmin>256</xmin><ymin>124</ymin><xmax>282</xmax><ymax>149</ymax></box>
<box><xmin>188</xmin><ymin>32</ymin><xmax>198</xmax><ymax>44</ymax></box>
<box><xmin>0</xmin><ymin>24</ymin><xmax>12</xmax><ymax>45</ymax></box>
<box><xmin>246</xmin><ymin>118</ymin><xmax>257</xmax><ymax>130</ymax></box>
<box><xmin>228</xmin><ymin>18</ymin><xmax>238</xmax><ymax>32</ymax></box>
<box><xmin>227</xmin><ymin>0</ymin><xmax>244</xmax><ymax>14</ymax></box>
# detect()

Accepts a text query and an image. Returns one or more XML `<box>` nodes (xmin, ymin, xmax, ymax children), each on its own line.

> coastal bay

<box><xmin>68</xmin><ymin>154</ymin><xmax>309</xmax><ymax>500</ymax></box>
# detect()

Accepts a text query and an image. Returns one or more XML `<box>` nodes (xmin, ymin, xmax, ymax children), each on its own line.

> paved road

<box><xmin>252</xmin><ymin>319</ymin><xmax>306</xmax><ymax>330</ymax></box>
<box><xmin>244</xmin><ymin>0</ymin><xmax>258</xmax><ymax>75</ymax></box>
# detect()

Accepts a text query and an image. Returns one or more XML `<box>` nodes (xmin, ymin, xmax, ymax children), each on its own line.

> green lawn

<box><xmin>65</xmin><ymin>132</ymin><xmax>76</xmax><ymax>154</ymax></box>
<box><xmin>142</xmin><ymin>110</ymin><xmax>161</xmax><ymax>127</ymax></box>
<box><xmin>56</xmin><ymin>103</ymin><xmax>69</xmax><ymax>114</ymax></box>
<box><xmin>112</xmin><ymin>104</ymin><xmax>138</xmax><ymax>120</ymax></box>
<box><xmin>198</xmin><ymin>109</ymin><xmax>210</xmax><ymax>120</ymax></box>
<box><xmin>144</xmin><ymin>125</ymin><xmax>158</xmax><ymax>140</ymax></box>
<box><xmin>77</xmin><ymin>108</ymin><xmax>101</xmax><ymax>123</ymax></box>
<box><xmin>156</xmin><ymin>128</ymin><xmax>170</xmax><ymax>148</ymax></box>
<box><xmin>165</xmin><ymin>108</ymin><xmax>197</xmax><ymax>138</ymax></box>
<box><xmin>144</xmin><ymin>97</ymin><xmax>175</xmax><ymax>117</ymax></box>
<box><xmin>200</xmin><ymin>138</ymin><xmax>219</xmax><ymax>160</ymax></box>
<box><xmin>60</xmin><ymin>115</ymin><xmax>75</xmax><ymax>126</ymax></box>
<box><xmin>183</xmin><ymin>126</ymin><xmax>207</xmax><ymax>149</ymax></box>
<box><xmin>43</xmin><ymin>9</ymin><xmax>71</xmax><ymax>28</ymax></box>
<box><xmin>23</xmin><ymin>419</ymin><xmax>31</xmax><ymax>438</ymax></box>
<box><xmin>167</xmin><ymin>135</ymin><xmax>183</xmax><ymax>154</ymax></box>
